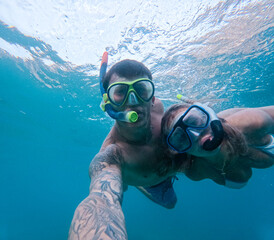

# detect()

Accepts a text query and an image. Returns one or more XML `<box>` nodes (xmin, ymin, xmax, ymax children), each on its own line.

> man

<box><xmin>68</xmin><ymin>56</ymin><xmax>178</xmax><ymax>240</ymax></box>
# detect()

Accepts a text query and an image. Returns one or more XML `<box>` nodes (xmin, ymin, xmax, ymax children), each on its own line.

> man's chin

<box><xmin>130</xmin><ymin>118</ymin><xmax>147</xmax><ymax>127</ymax></box>
<box><xmin>121</xmin><ymin>114</ymin><xmax>149</xmax><ymax>127</ymax></box>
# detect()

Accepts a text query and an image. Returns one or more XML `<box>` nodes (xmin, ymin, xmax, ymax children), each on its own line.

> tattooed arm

<box><xmin>68</xmin><ymin>145</ymin><xmax>128</xmax><ymax>240</ymax></box>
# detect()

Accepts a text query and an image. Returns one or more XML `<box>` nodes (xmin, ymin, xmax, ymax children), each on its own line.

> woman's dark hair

<box><xmin>157</xmin><ymin>103</ymin><xmax>192</xmax><ymax>175</ymax></box>
<box><xmin>102</xmin><ymin>59</ymin><xmax>152</xmax><ymax>91</ymax></box>
<box><xmin>220</xmin><ymin>118</ymin><xmax>248</xmax><ymax>159</ymax></box>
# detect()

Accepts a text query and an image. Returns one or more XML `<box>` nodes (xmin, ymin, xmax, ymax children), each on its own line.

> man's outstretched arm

<box><xmin>68</xmin><ymin>147</ymin><xmax>128</xmax><ymax>240</ymax></box>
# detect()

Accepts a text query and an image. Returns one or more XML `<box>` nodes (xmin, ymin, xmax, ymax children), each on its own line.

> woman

<box><xmin>161</xmin><ymin>102</ymin><xmax>274</xmax><ymax>188</ymax></box>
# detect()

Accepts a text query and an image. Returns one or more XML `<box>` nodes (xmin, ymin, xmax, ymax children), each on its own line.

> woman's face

<box><xmin>165</xmin><ymin>106</ymin><xmax>220</xmax><ymax>157</ymax></box>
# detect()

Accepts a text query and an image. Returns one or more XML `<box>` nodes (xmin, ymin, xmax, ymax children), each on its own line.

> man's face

<box><xmin>108</xmin><ymin>73</ymin><xmax>154</xmax><ymax>127</ymax></box>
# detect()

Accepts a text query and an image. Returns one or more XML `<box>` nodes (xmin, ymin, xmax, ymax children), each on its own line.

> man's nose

<box><xmin>126</xmin><ymin>92</ymin><xmax>139</xmax><ymax>106</ymax></box>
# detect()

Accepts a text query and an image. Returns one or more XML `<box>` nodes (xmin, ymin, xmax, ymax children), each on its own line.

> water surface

<box><xmin>0</xmin><ymin>1</ymin><xmax>273</xmax><ymax>239</ymax></box>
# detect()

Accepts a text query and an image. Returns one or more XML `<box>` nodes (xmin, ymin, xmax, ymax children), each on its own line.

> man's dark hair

<box><xmin>102</xmin><ymin>59</ymin><xmax>152</xmax><ymax>91</ymax></box>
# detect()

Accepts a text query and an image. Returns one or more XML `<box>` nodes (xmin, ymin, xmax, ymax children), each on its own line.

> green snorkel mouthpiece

<box><xmin>126</xmin><ymin>111</ymin><xmax>138</xmax><ymax>123</ymax></box>
<box><xmin>99</xmin><ymin>52</ymin><xmax>138</xmax><ymax>123</ymax></box>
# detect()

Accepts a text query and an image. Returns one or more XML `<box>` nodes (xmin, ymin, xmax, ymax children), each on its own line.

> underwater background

<box><xmin>0</xmin><ymin>0</ymin><xmax>273</xmax><ymax>239</ymax></box>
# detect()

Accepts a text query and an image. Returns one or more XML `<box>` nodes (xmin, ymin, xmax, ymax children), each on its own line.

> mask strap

<box><xmin>202</xmin><ymin>120</ymin><xmax>224</xmax><ymax>151</ymax></box>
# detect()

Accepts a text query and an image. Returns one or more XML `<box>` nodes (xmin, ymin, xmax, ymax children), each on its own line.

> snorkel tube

<box><xmin>177</xmin><ymin>94</ymin><xmax>224</xmax><ymax>151</ymax></box>
<box><xmin>203</xmin><ymin>120</ymin><xmax>224</xmax><ymax>151</ymax></box>
<box><xmin>99</xmin><ymin>52</ymin><xmax>138</xmax><ymax>123</ymax></box>
<box><xmin>199</xmin><ymin>104</ymin><xmax>224</xmax><ymax>151</ymax></box>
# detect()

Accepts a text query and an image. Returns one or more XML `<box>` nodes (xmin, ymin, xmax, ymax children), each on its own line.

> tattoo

<box><xmin>68</xmin><ymin>194</ymin><xmax>127</xmax><ymax>239</ymax></box>
<box><xmin>69</xmin><ymin>145</ymin><xmax>127</xmax><ymax>240</ymax></box>
<box><xmin>89</xmin><ymin>145</ymin><xmax>123</xmax><ymax>178</ymax></box>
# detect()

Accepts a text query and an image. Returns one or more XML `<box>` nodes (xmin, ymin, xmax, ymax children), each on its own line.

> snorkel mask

<box><xmin>107</xmin><ymin>78</ymin><xmax>154</xmax><ymax>107</ymax></box>
<box><xmin>99</xmin><ymin>52</ymin><xmax>137</xmax><ymax>123</ymax></box>
<box><xmin>167</xmin><ymin>100</ymin><xmax>224</xmax><ymax>153</ymax></box>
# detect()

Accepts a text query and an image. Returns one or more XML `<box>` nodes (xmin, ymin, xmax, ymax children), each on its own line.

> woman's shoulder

<box><xmin>225</xmin><ymin>108</ymin><xmax>273</xmax><ymax>144</ymax></box>
<box><xmin>225</xmin><ymin>108</ymin><xmax>268</xmax><ymax>127</ymax></box>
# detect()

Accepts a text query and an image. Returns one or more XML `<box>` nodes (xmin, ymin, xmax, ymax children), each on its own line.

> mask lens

<box><xmin>133</xmin><ymin>80</ymin><xmax>154</xmax><ymax>101</ymax></box>
<box><xmin>108</xmin><ymin>84</ymin><xmax>128</xmax><ymax>106</ymax></box>
<box><xmin>183</xmin><ymin>107</ymin><xmax>208</xmax><ymax>128</ymax></box>
<box><xmin>168</xmin><ymin>127</ymin><xmax>191</xmax><ymax>152</ymax></box>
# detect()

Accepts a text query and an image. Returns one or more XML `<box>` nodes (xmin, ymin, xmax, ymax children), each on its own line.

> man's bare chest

<box><xmin>120</xmin><ymin>143</ymin><xmax>165</xmax><ymax>186</ymax></box>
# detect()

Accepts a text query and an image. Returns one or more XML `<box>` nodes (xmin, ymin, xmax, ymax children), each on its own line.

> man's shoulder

<box><xmin>152</xmin><ymin>97</ymin><xmax>164</xmax><ymax>114</ymax></box>
<box><xmin>98</xmin><ymin>144</ymin><xmax>123</xmax><ymax>163</ymax></box>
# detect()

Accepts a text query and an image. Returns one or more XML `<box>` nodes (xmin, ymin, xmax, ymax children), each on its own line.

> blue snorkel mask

<box><xmin>167</xmin><ymin>99</ymin><xmax>224</xmax><ymax>153</ymax></box>
<box><xmin>99</xmin><ymin>52</ymin><xmax>138</xmax><ymax>123</ymax></box>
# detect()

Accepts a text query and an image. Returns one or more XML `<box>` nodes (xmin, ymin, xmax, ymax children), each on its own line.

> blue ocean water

<box><xmin>0</xmin><ymin>1</ymin><xmax>273</xmax><ymax>239</ymax></box>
